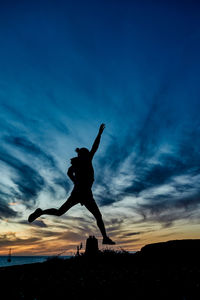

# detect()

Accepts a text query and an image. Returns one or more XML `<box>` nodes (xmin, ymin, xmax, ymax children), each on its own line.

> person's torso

<box><xmin>71</xmin><ymin>156</ymin><xmax>94</xmax><ymax>186</ymax></box>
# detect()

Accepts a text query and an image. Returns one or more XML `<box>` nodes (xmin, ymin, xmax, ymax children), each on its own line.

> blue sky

<box><xmin>0</xmin><ymin>0</ymin><xmax>200</xmax><ymax>254</ymax></box>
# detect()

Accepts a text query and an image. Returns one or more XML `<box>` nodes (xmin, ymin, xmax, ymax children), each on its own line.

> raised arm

<box><xmin>90</xmin><ymin>123</ymin><xmax>105</xmax><ymax>159</ymax></box>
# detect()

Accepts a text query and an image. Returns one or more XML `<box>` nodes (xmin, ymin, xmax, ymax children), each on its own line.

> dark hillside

<box><xmin>0</xmin><ymin>240</ymin><xmax>200</xmax><ymax>300</ymax></box>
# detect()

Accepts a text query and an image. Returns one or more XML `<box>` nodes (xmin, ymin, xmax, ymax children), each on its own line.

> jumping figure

<box><xmin>28</xmin><ymin>124</ymin><xmax>115</xmax><ymax>245</ymax></box>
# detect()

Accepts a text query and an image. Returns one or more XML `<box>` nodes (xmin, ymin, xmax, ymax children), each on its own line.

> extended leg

<box><xmin>84</xmin><ymin>199</ymin><xmax>115</xmax><ymax>245</ymax></box>
<box><xmin>28</xmin><ymin>196</ymin><xmax>78</xmax><ymax>222</ymax></box>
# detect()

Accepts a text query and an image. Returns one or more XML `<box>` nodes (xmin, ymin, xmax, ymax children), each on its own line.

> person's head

<box><xmin>75</xmin><ymin>147</ymin><xmax>90</xmax><ymax>159</ymax></box>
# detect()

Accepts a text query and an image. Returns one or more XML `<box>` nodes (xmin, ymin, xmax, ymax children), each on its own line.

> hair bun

<box><xmin>75</xmin><ymin>148</ymin><xmax>80</xmax><ymax>153</ymax></box>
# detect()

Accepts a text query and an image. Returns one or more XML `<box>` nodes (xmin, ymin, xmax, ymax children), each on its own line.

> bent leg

<box><xmin>28</xmin><ymin>196</ymin><xmax>79</xmax><ymax>223</ymax></box>
<box><xmin>42</xmin><ymin>196</ymin><xmax>79</xmax><ymax>217</ymax></box>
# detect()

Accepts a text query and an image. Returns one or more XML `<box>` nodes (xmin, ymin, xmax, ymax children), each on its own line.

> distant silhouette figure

<box><xmin>28</xmin><ymin>124</ymin><xmax>115</xmax><ymax>245</ymax></box>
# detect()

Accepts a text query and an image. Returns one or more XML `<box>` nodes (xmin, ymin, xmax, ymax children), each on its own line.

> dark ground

<box><xmin>0</xmin><ymin>239</ymin><xmax>200</xmax><ymax>300</ymax></box>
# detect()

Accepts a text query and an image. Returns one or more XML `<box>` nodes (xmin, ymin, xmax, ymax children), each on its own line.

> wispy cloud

<box><xmin>0</xmin><ymin>198</ymin><xmax>17</xmax><ymax>219</ymax></box>
<box><xmin>0</xmin><ymin>232</ymin><xmax>40</xmax><ymax>248</ymax></box>
<box><xmin>4</xmin><ymin>135</ymin><xmax>56</xmax><ymax>167</ymax></box>
<box><xmin>0</xmin><ymin>149</ymin><xmax>45</xmax><ymax>207</ymax></box>
<box><xmin>20</xmin><ymin>219</ymin><xmax>47</xmax><ymax>228</ymax></box>
<box><xmin>92</xmin><ymin>88</ymin><xmax>200</xmax><ymax>229</ymax></box>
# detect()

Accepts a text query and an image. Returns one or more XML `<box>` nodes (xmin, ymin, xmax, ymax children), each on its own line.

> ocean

<box><xmin>0</xmin><ymin>256</ymin><xmax>71</xmax><ymax>268</ymax></box>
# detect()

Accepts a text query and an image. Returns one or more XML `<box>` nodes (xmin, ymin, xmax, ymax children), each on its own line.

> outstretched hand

<box><xmin>99</xmin><ymin>123</ymin><xmax>105</xmax><ymax>134</ymax></box>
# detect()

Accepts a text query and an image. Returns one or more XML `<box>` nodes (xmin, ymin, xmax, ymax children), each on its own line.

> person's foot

<box><xmin>102</xmin><ymin>236</ymin><xmax>116</xmax><ymax>245</ymax></box>
<box><xmin>28</xmin><ymin>208</ymin><xmax>42</xmax><ymax>223</ymax></box>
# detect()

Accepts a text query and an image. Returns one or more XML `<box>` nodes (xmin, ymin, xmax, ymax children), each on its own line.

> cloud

<box><xmin>135</xmin><ymin>181</ymin><xmax>200</xmax><ymax>228</ymax></box>
<box><xmin>0</xmin><ymin>199</ymin><xmax>18</xmax><ymax>219</ymax></box>
<box><xmin>122</xmin><ymin>232</ymin><xmax>141</xmax><ymax>237</ymax></box>
<box><xmin>92</xmin><ymin>89</ymin><xmax>200</xmax><ymax>228</ymax></box>
<box><xmin>4</xmin><ymin>134</ymin><xmax>70</xmax><ymax>185</ymax></box>
<box><xmin>60</xmin><ymin>231</ymin><xmax>85</xmax><ymax>242</ymax></box>
<box><xmin>117</xmin><ymin>238</ymin><xmax>141</xmax><ymax>246</ymax></box>
<box><xmin>0</xmin><ymin>232</ymin><xmax>40</xmax><ymax>247</ymax></box>
<box><xmin>4</xmin><ymin>135</ymin><xmax>56</xmax><ymax>167</ymax></box>
<box><xmin>94</xmin><ymin>89</ymin><xmax>173</xmax><ymax>198</ymax></box>
<box><xmin>95</xmin><ymin>187</ymin><xmax>119</xmax><ymax>207</ymax></box>
<box><xmin>53</xmin><ymin>178</ymin><xmax>70</xmax><ymax>193</ymax></box>
<box><xmin>0</xmin><ymin>149</ymin><xmax>45</xmax><ymax>207</ymax></box>
<box><xmin>20</xmin><ymin>219</ymin><xmax>47</xmax><ymax>228</ymax></box>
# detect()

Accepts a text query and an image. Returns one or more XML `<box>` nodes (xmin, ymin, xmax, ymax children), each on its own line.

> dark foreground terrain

<box><xmin>0</xmin><ymin>239</ymin><xmax>200</xmax><ymax>300</ymax></box>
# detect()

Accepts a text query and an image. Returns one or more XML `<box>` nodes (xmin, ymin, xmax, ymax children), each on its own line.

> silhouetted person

<box><xmin>28</xmin><ymin>124</ymin><xmax>115</xmax><ymax>245</ymax></box>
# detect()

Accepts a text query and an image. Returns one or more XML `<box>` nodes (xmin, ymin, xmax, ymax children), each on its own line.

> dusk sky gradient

<box><xmin>0</xmin><ymin>0</ymin><xmax>200</xmax><ymax>255</ymax></box>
